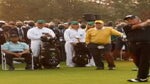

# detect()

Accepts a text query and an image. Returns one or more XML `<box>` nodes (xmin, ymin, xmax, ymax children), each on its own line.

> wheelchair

<box><xmin>40</xmin><ymin>36</ymin><xmax>60</xmax><ymax>69</ymax></box>
<box><xmin>72</xmin><ymin>42</ymin><xmax>91</xmax><ymax>67</ymax></box>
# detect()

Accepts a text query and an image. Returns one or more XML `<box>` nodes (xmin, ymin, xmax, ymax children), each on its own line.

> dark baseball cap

<box><xmin>124</xmin><ymin>15</ymin><xmax>136</xmax><ymax>20</ymax></box>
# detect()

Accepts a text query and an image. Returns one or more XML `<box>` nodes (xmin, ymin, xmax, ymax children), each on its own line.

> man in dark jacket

<box><xmin>123</xmin><ymin>15</ymin><xmax>150</xmax><ymax>82</ymax></box>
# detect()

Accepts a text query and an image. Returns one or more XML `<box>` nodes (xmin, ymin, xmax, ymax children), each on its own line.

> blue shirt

<box><xmin>1</xmin><ymin>42</ymin><xmax>29</xmax><ymax>52</ymax></box>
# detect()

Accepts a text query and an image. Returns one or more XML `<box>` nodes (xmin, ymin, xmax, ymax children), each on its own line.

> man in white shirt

<box><xmin>64</xmin><ymin>21</ymin><xmax>86</xmax><ymax>67</ymax></box>
<box><xmin>27</xmin><ymin>20</ymin><xmax>55</xmax><ymax>69</ymax></box>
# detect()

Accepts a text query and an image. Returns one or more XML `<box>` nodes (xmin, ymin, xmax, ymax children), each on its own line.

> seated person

<box><xmin>1</xmin><ymin>34</ymin><xmax>32</xmax><ymax>70</ymax></box>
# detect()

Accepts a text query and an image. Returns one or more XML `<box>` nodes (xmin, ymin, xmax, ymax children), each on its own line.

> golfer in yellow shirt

<box><xmin>86</xmin><ymin>20</ymin><xmax>123</xmax><ymax>70</ymax></box>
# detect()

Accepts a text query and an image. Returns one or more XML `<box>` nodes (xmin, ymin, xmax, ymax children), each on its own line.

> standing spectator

<box><xmin>64</xmin><ymin>22</ymin><xmax>70</xmax><ymax>29</ymax></box>
<box><xmin>27</xmin><ymin>20</ymin><xmax>55</xmax><ymax>69</ymax></box>
<box><xmin>27</xmin><ymin>20</ymin><xmax>35</xmax><ymax>29</ymax></box>
<box><xmin>85</xmin><ymin>21</ymin><xmax>95</xmax><ymax>32</ymax></box>
<box><xmin>57</xmin><ymin>24</ymin><xmax>67</xmax><ymax>61</ymax></box>
<box><xmin>86</xmin><ymin>20</ymin><xmax>123</xmax><ymax>70</ymax></box>
<box><xmin>25</xmin><ymin>20</ymin><xmax>35</xmax><ymax>44</ymax></box>
<box><xmin>16</xmin><ymin>21</ymin><xmax>29</xmax><ymax>43</ymax></box>
<box><xmin>85</xmin><ymin>21</ymin><xmax>95</xmax><ymax>67</ymax></box>
<box><xmin>113</xmin><ymin>21</ymin><xmax>130</xmax><ymax>60</ymax></box>
<box><xmin>1</xmin><ymin>25</ymin><xmax>12</xmax><ymax>42</ymax></box>
<box><xmin>123</xmin><ymin>15</ymin><xmax>150</xmax><ymax>82</ymax></box>
<box><xmin>0</xmin><ymin>21</ymin><xmax>5</xmax><ymax>30</ymax></box>
<box><xmin>0</xmin><ymin>21</ymin><xmax>6</xmax><ymax>44</ymax></box>
<box><xmin>11</xmin><ymin>20</ymin><xmax>34</xmax><ymax>44</ymax></box>
<box><xmin>0</xmin><ymin>21</ymin><xmax>6</xmax><ymax>64</ymax></box>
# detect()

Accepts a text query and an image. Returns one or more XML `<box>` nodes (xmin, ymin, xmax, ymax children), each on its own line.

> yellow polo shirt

<box><xmin>86</xmin><ymin>27</ymin><xmax>123</xmax><ymax>44</ymax></box>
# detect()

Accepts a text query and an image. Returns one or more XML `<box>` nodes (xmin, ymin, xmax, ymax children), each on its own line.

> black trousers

<box><xmin>87</xmin><ymin>43</ymin><xmax>115</xmax><ymax>68</ymax></box>
<box><xmin>59</xmin><ymin>41</ymin><xmax>66</xmax><ymax>61</ymax></box>
<box><xmin>130</xmin><ymin>42</ymin><xmax>150</xmax><ymax>79</ymax></box>
<box><xmin>5</xmin><ymin>52</ymin><xmax>32</xmax><ymax>67</ymax></box>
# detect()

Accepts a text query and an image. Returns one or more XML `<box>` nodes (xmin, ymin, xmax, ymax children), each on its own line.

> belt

<box><xmin>133</xmin><ymin>42</ymin><xmax>150</xmax><ymax>45</ymax></box>
<box><xmin>90</xmin><ymin>43</ymin><xmax>110</xmax><ymax>46</ymax></box>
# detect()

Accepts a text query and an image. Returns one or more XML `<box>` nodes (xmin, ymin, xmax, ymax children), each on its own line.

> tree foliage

<box><xmin>0</xmin><ymin>0</ymin><xmax>149</xmax><ymax>21</ymax></box>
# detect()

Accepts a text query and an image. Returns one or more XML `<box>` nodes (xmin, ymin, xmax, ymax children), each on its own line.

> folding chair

<box><xmin>1</xmin><ymin>52</ymin><xmax>7</xmax><ymax>70</ymax></box>
<box><xmin>1</xmin><ymin>51</ymin><xmax>34</xmax><ymax>70</ymax></box>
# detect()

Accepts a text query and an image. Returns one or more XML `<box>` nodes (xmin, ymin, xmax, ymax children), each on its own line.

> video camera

<box><xmin>83</xmin><ymin>13</ymin><xmax>101</xmax><ymax>21</ymax></box>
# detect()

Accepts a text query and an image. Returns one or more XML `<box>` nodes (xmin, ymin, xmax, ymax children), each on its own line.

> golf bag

<box><xmin>72</xmin><ymin>42</ymin><xmax>91</xmax><ymax>67</ymax></box>
<box><xmin>40</xmin><ymin>36</ymin><xmax>60</xmax><ymax>69</ymax></box>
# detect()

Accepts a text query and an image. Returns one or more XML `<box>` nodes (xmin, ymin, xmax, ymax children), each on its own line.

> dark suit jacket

<box><xmin>9</xmin><ymin>27</ymin><xmax>30</xmax><ymax>44</ymax></box>
<box><xmin>22</xmin><ymin>27</ymin><xmax>30</xmax><ymax>44</ymax></box>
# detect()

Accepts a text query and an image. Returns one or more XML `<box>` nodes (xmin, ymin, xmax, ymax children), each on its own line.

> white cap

<box><xmin>0</xmin><ymin>20</ymin><xmax>5</xmax><ymax>23</ymax></box>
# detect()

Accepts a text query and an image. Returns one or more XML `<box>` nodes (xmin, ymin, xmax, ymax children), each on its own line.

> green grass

<box><xmin>0</xmin><ymin>61</ymin><xmax>149</xmax><ymax>84</ymax></box>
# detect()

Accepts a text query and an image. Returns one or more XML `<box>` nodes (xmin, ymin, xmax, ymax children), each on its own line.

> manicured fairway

<box><xmin>0</xmin><ymin>61</ymin><xmax>149</xmax><ymax>84</ymax></box>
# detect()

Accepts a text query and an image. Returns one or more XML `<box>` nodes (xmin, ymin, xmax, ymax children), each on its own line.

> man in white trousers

<box><xmin>64</xmin><ymin>21</ymin><xmax>86</xmax><ymax>67</ymax></box>
<box><xmin>27</xmin><ymin>20</ymin><xmax>55</xmax><ymax>69</ymax></box>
